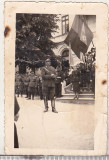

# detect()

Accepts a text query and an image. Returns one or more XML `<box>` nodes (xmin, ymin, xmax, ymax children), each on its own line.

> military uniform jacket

<box><xmin>24</xmin><ymin>76</ymin><xmax>30</xmax><ymax>86</ymax></box>
<box><xmin>41</xmin><ymin>66</ymin><xmax>56</xmax><ymax>88</ymax></box>
<box><xmin>72</xmin><ymin>71</ymin><xmax>80</xmax><ymax>83</ymax></box>
<box><xmin>15</xmin><ymin>75</ymin><xmax>21</xmax><ymax>86</ymax></box>
<box><xmin>28</xmin><ymin>76</ymin><xmax>37</xmax><ymax>88</ymax></box>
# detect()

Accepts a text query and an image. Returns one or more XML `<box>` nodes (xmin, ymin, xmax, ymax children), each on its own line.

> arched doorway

<box><xmin>62</xmin><ymin>49</ymin><xmax>69</xmax><ymax>60</ymax></box>
<box><xmin>61</xmin><ymin>49</ymin><xmax>69</xmax><ymax>69</ymax></box>
<box><xmin>61</xmin><ymin>49</ymin><xmax>70</xmax><ymax>82</ymax></box>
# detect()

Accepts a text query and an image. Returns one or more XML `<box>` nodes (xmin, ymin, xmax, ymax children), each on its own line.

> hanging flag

<box><xmin>70</xmin><ymin>50</ymin><xmax>81</xmax><ymax>66</ymax></box>
<box><xmin>80</xmin><ymin>52</ymin><xmax>85</xmax><ymax>62</ymax></box>
<box><xmin>65</xmin><ymin>15</ymin><xmax>93</xmax><ymax>58</ymax></box>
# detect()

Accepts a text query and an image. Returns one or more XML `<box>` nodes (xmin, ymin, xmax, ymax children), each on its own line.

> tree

<box><xmin>16</xmin><ymin>14</ymin><xmax>59</xmax><ymax>61</ymax></box>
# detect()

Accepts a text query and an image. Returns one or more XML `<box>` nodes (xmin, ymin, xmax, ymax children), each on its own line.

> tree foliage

<box><xmin>16</xmin><ymin>14</ymin><xmax>59</xmax><ymax>61</ymax></box>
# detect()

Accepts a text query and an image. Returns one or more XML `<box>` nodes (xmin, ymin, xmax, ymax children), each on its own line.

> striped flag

<box><xmin>65</xmin><ymin>15</ymin><xmax>93</xmax><ymax>58</ymax></box>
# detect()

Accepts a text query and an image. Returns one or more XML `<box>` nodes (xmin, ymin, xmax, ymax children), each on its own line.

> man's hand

<box><xmin>51</xmin><ymin>74</ymin><xmax>56</xmax><ymax>78</ymax></box>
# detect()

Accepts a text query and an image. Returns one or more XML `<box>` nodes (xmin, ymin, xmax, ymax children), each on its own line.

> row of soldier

<box><xmin>15</xmin><ymin>69</ymin><xmax>62</xmax><ymax>100</ymax></box>
<box><xmin>15</xmin><ymin>59</ymin><xmax>62</xmax><ymax>113</ymax></box>
<box><xmin>15</xmin><ymin>58</ymin><xmax>95</xmax><ymax>113</ymax></box>
<box><xmin>15</xmin><ymin>72</ymin><xmax>43</xmax><ymax>100</ymax></box>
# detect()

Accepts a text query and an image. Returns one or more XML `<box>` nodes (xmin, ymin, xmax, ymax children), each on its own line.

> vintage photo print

<box><xmin>5</xmin><ymin>2</ymin><xmax>108</xmax><ymax>155</ymax></box>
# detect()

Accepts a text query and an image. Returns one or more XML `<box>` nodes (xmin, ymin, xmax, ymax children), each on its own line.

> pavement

<box><xmin>16</xmin><ymin>95</ymin><xmax>94</xmax><ymax>150</ymax></box>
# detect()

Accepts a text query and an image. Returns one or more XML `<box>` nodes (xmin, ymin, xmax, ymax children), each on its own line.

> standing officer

<box><xmin>71</xmin><ymin>67</ymin><xmax>80</xmax><ymax>99</ymax></box>
<box><xmin>41</xmin><ymin>59</ymin><xmax>58</xmax><ymax>113</ymax></box>
<box><xmin>15</xmin><ymin>72</ymin><xmax>19</xmax><ymax>95</ymax></box>
<box><xmin>55</xmin><ymin>64</ymin><xmax>62</xmax><ymax>97</ymax></box>
<box><xmin>28</xmin><ymin>71</ymin><xmax>36</xmax><ymax>100</ymax></box>
<box><xmin>18</xmin><ymin>76</ymin><xmax>24</xmax><ymax>97</ymax></box>
<box><xmin>15</xmin><ymin>72</ymin><xmax>22</xmax><ymax>97</ymax></box>
<box><xmin>38</xmin><ymin>76</ymin><xmax>43</xmax><ymax>100</ymax></box>
<box><xmin>34</xmin><ymin>74</ymin><xmax>39</xmax><ymax>96</ymax></box>
<box><xmin>24</xmin><ymin>72</ymin><xmax>30</xmax><ymax>98</ymax></box>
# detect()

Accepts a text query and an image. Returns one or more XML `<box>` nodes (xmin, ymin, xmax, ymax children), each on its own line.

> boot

<box><xmin>27</xmin><ymin>98</ymin><xmax>31</xmax><ymax>100</ymax></box>
<box><xmin>76</xmin><ymin>94</ymin><xmax>79</xmax><ymax>99</ymax></box>
<box><xmin>51</xmin><ymin>99</ymin><xmax>58</xmax><ymax>113</ymax></box>
<box><xmin>73</xmin><ymin>95</ymin><xmax>76</xmax><ymax>99</ymax></box>
<box><xmin>27</xmin><ymin>95</ymin><xmax>31</xmax><ymax>100</ymax></box>
<box><xmin>27</xmin><ymin>93</ymin><xmax>31</xmax><ymax>100</ymax></box>
<box><xmin>25</xmin><ymin>92</ymin><xmax>28</xmax><ymax>98</ymax></box>
<box><xmin>44</xmin><ymin>108</ymin><xmax>48</xmax><ymax>112</ymax></box>
<box><xmin>52</xmin><ymin>107</ymin><xmax>58</xmax><ymax>113</ymax></box>
<box><xmin>32</xmin><ymin>95</ymin><xmax>34</xmax><ymax>100</ymax></box>
<box><xmin>44</xmin><ymin>97</ymin><xmax>48</xmax><ymax>112</ymax></box>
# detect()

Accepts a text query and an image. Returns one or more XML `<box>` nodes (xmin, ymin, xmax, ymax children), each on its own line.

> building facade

<box><xmin>51</xmin><ymin>14</ymin><xmax>96</xmax><ymax>67</ymax></box>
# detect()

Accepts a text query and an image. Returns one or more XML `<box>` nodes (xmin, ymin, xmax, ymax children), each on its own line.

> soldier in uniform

<box><xmin>55</xmin><ymin>64</ymin><xmax>62</xmax><ymax>97</ymax></box>
<box><xmin>34</xmin><ymin>74</ymin><xmax>39</xmax><ymax>96</ymax></box>
<box><xmin>86</xmin><ymin>56</ymin><xmax>92</xmax><ymax>91</ymax></box>
<box><xmin>91</xmin><ymin>61</ymin><xmax>95</xmax><ymax>95</ymax></box>
<box><xmin>71</xmin><ymin>67</ymin><xmax>80</xmax><ymax>99</ymax></box>
<box><xmin>41</xmin><ymin>59</ymin><xmax>58</xmax><ymax>113</ymax></box>
<box><xmin>15</xmin><ymin>72</ymin><xmax>19</xmax><ymax>95</ymax></box>
<box><xmin>24</xmin><ymin>72</ymin><xmax>30</xmax><ymax>98</ymax></box>
<box><xmin>15</xmin><ymin>72</ymin><xmax>22</xmax><ymax>97</ymax></box>
<box><xmin>28</xmin><ymin>72</ymin><xmax>36</xmax><ymax>100</ymax></box>
<box><xmin>38</xmin><ymin>76</ymin><xmax>43</xmax><ymax>100</ymax></box>
<box><xmin>18</xmin><ymin>77</ymin><xmax>24</xmax><ymax>97</ymax></box>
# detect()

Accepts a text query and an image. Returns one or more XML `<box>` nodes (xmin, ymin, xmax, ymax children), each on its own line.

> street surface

<box><xmin>16</xmin><ymin>96</ymin><xmax>94</xmax><ymax>150</ymax></box>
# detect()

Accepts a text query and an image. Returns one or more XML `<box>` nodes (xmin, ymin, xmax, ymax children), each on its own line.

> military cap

<box><xmin>91</xmin><ymin>47</ymin><xmax>96</xmax><ymax>52</ymax></box>
<box><xmin>45</xmin><ymin>59</ymin><xmax>51</xmax><ymax>62</ymax></box>
<box><xmin>31</xmin><ymin>71</ymin><xmax>34</xmax><ymax>74</ymax></box>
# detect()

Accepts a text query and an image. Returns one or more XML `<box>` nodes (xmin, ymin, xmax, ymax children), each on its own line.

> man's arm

<box><xmin>41</xmin><ymin>68</ymin><xmax>53</xmax><ymax>79</ymax></box>
<box><xmin>42</xmin><ymin>68</ymin><xmax>55</xmax><ymax>79</ymax></box>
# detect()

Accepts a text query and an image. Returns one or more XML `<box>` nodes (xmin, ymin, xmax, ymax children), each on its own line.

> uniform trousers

<box><xmin>28</xmin><ymin>87</ymin><xmax>35</xmax><ymax>99</ymax></box>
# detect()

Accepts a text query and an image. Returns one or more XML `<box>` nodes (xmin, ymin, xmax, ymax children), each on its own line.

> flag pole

<box><xmin>92</xmin><ymin>40</ymin><xmax>95</xmax><ymax>47</ymax></box>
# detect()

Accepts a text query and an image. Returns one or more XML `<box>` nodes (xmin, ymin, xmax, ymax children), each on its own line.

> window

<box><xmin>62</xmin><ymin>15</ymin><xmax>69</xmax><ymax>34</ymax></box>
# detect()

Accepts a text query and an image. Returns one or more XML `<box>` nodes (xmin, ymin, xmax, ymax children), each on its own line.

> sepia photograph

<box><xmin>14</xmin><ymin>14</ymin><xmax>95</xmax><ymax>149</ymax></box>
<box><xmin>5</xmin><ymin>2</ymin><xmax>107</xmax><ymax>155</ymax></box>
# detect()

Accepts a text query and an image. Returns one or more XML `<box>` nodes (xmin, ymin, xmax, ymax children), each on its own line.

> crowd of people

<box><xmin>14</xmin><ymin>47</ymin><xmax>96</xmax><ymax>148</ymax></box>
<box><xmin>15</xmin><ymin>71</ymin><xmax>42</xmax><ymax>99</ymax></box>
<box><xmin>15</xmin><ymin>58</ymin><xmax>60</xmax><ymax>113</ymax></box>
<box><xmin>66</xmin><ymin>47</ymin><xmax>96</xmax><ymax>99</ymax></box>
<box><xmin>15</xmin><ymin>47</ymin><xmax>96</xmax><ymax>101</ymax></box>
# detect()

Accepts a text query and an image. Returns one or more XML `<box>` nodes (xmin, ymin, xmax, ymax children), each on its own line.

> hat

<box><xmin>45</xmin><ymin>59</ymin><xmax>51</xmax><ymax>62</ymax></box>
<box><xmin>31</xmin><ymin>71</ymin><xmax>34</xmax><ymax>74</ymax></box>
<box><xmin>91</xmin><ymin>47</ymin><xmax>96</xmax><ymax>52</ymax></box>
